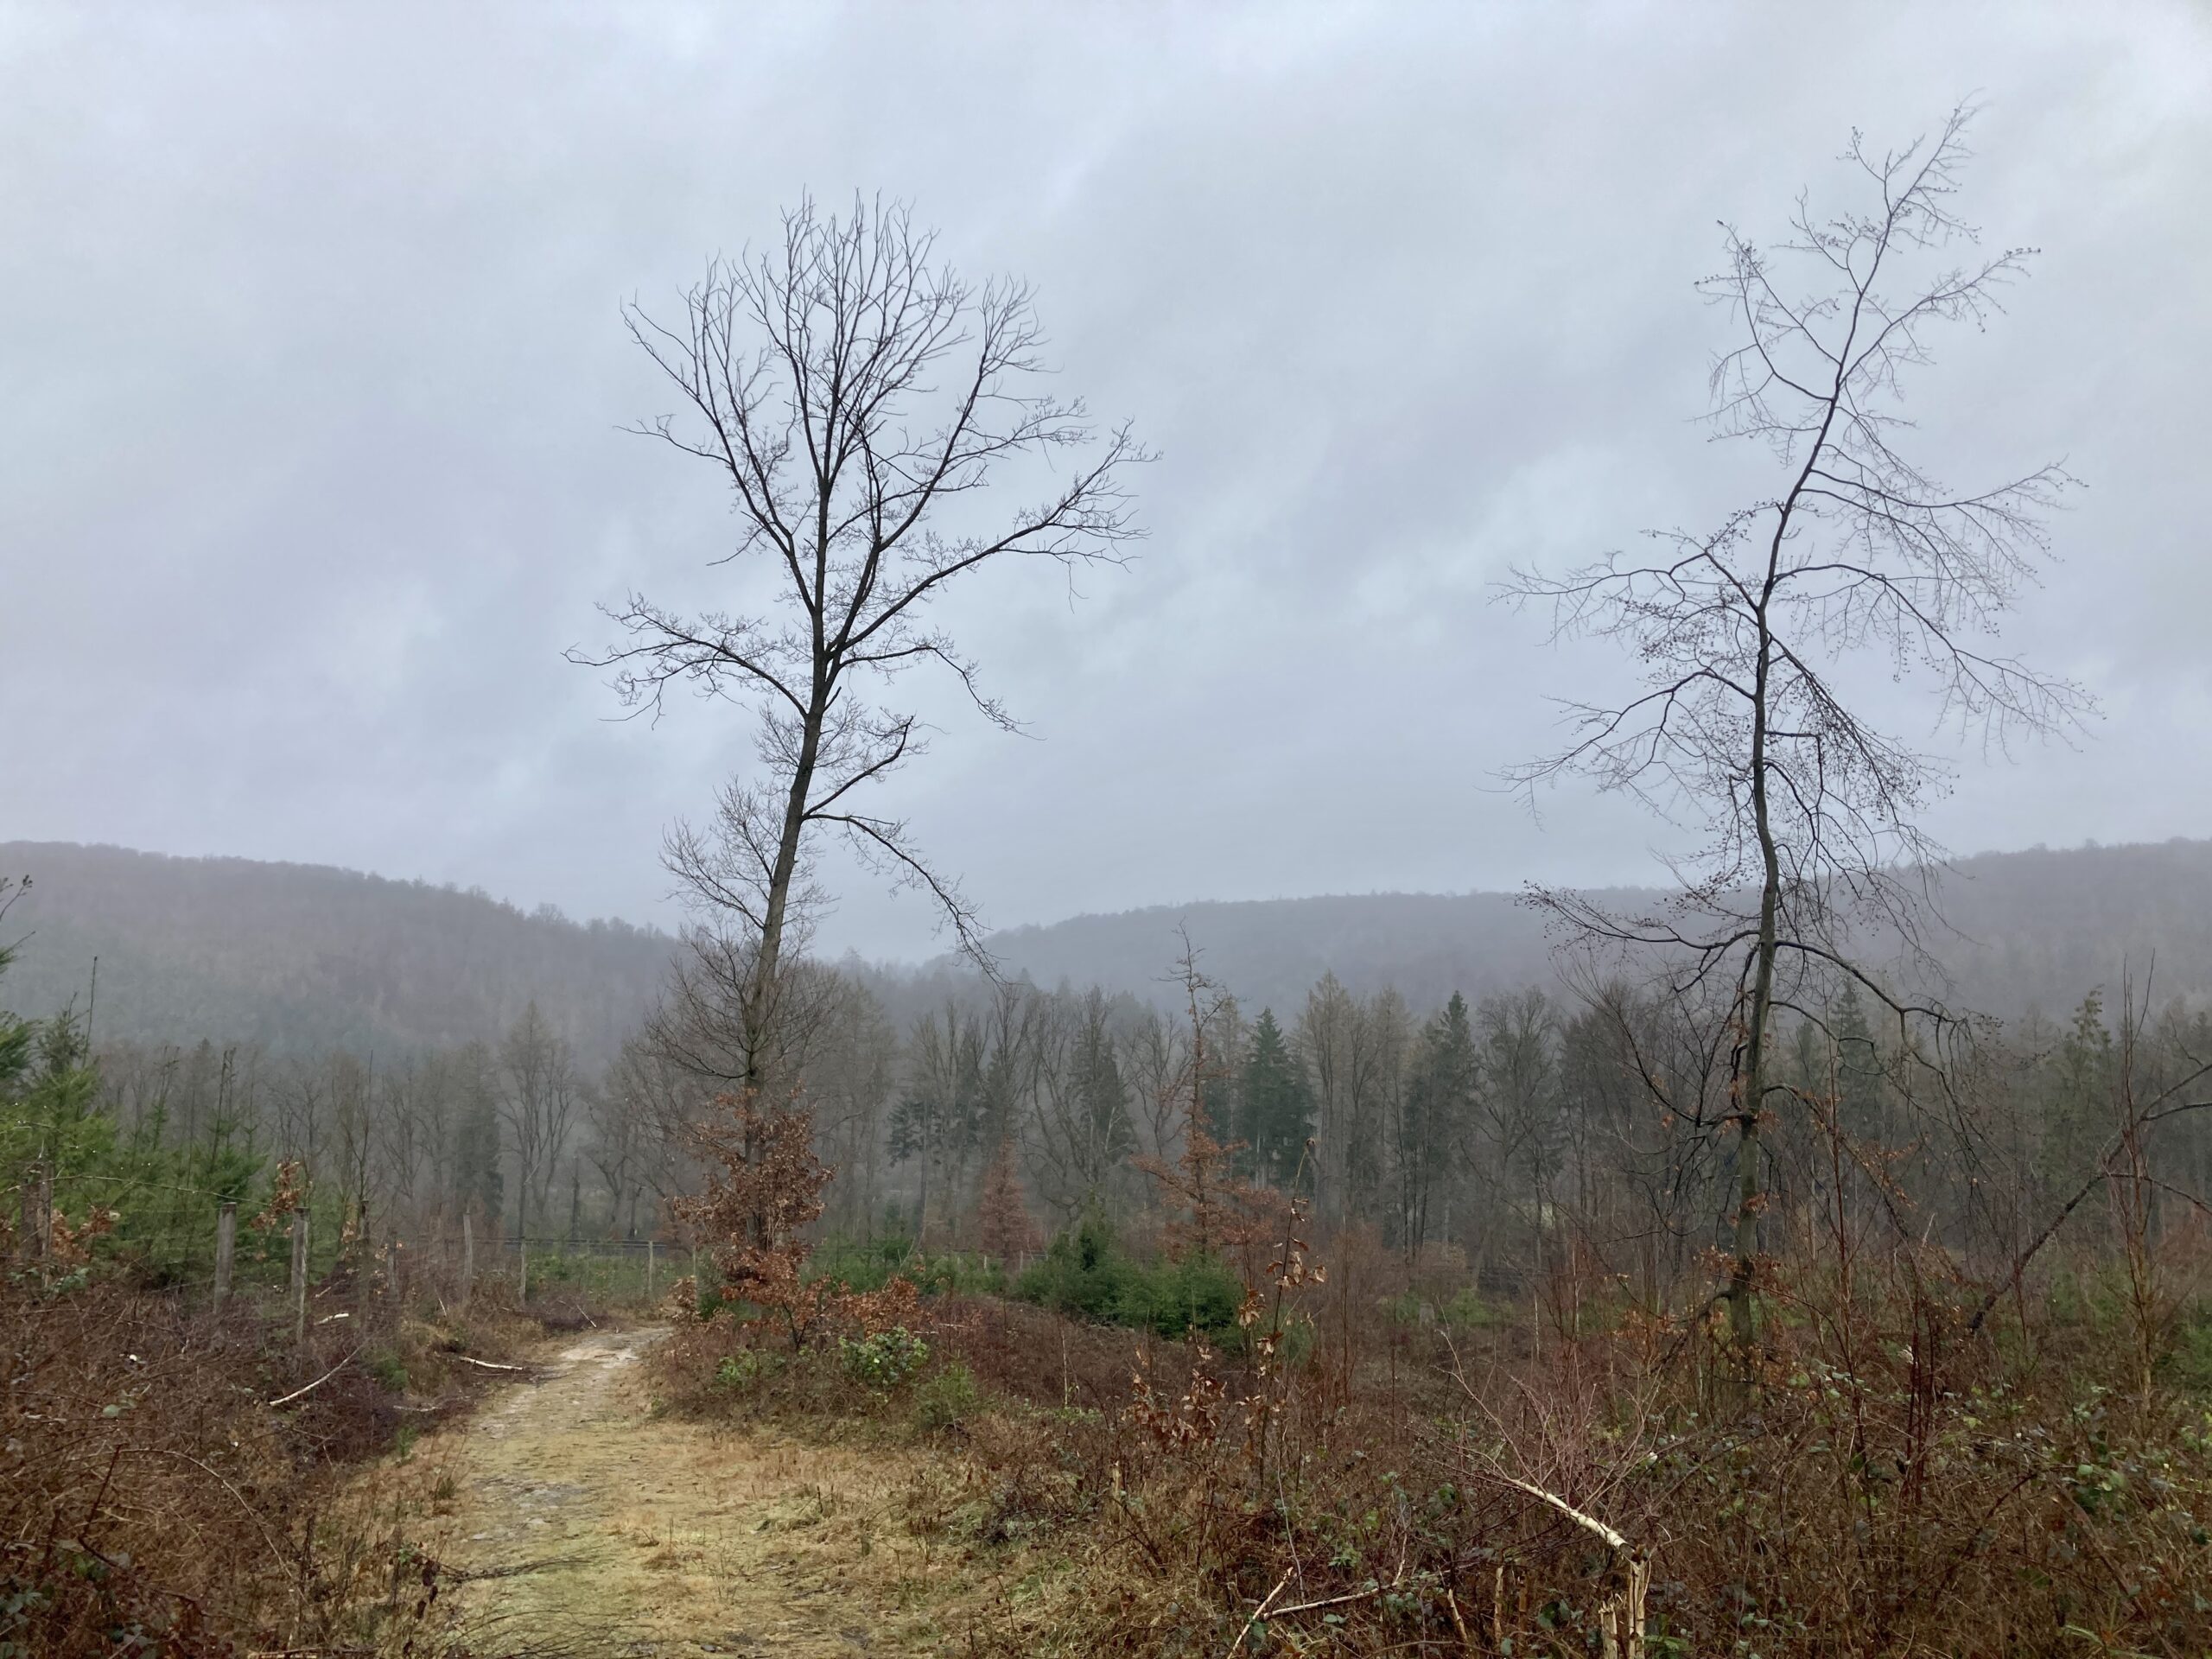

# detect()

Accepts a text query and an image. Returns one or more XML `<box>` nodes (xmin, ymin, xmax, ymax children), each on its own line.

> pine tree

<box><xmin>2038</xmin><ymin>992</ymin><xmax>2115</xmax><ymax>1198</ymax></box>
<box><xmin>1831</xmin><ymin>985</ymin><xmax>1887</xmax><ymax>1147</ymax></box>
<box><xmin>1402</xmin><ymin>993</ymin><xmax>1478</xmax><ymax>1253</ymax></box>
<box><xmin>1238</xmin><ymin>1009</ymin><xmax>1313</xmax><ymax>1190</ymax></box>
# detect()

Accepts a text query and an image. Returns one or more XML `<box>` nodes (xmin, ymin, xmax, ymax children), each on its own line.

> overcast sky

<box><xmin>3</xmin><ymin>3</ymin><xmax>2207</xmax><ymax>959</ymax></box>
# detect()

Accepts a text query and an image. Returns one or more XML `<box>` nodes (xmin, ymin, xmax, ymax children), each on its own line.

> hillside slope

<box><xmin>982</xmin><ymin>839</ymin><xmax>2212</xmax><ymax>1021</ymax></box>
<box><xmin>0</xmin><ymin>842</ymin><xmax>675</xmax><ymax>1061</ymax></box>
<box><xmin>5</xmin><ymin>837</ymin><xmax>2207</xmax><ymax>1060</ymax></box>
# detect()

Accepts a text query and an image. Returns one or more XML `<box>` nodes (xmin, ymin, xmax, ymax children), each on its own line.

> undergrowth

<box><xmin>0</xmin><ymin>1255</ymin><xmax>600</xmax><ymax>1656</ymax></box>
<box><xmin>653</xmin><ymin>1239</ymin><xmax>2212</xmax><ymax>1656</ymax></box>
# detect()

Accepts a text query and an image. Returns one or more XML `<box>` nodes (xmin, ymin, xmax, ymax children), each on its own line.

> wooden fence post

<box><xmin>17</xmin><ymin>1165</ymin><xmax>42</xmax><ymax>1262</ymax></box>
<box><xmin>518</xmin><ymin>1238</ymin><xmax>528</xmax><ymax>1303</ymax></box>
<box><xmin>19</xmin><ymin>1165</ymin><xmax>52</xmax><ymax>1262</ymax></box>
<box><xmin>646</xmin><ymin>1237</ymin><xmax>655</xmax><ymax>1304</ymax></box>
<box><xmin>460</xmin><ymin>1213</ymin><xmax>474</xmax><ymax>1310</ymax></box>
<box><xmin>213</xmin><ymin>1201</ymin><xmax>238</xmax><ymax>1313</ymax></box>
<box><xmin>289</xmin><ymin>1208</ymin><xmax>310</xmax><ymax>1347</ymax></box>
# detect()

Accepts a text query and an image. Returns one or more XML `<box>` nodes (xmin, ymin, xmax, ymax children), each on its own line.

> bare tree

<box><xmin>498</xmin><ymin>1002</ymin><xmax>580</xmax><ymax>1240</ymax></box>
<box><xmin>1503</xmin><ymin>108</ymin><xmax>2091</xmax><ymax>1349</ymax></box>
<box><xmin>576</xmin><ymin>196</ymin><xmax>1146</xmax><ymax>1089</ymax></box>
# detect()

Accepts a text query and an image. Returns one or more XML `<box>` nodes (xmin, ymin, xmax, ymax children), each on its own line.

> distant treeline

<box><xmin>6</xmin><ymin>838</ymin><xmax>2210</xmax><ymax>1077</ymax></box>
<box><xmin>20</xmin><ymin>938</ymin><xmax>2211</xmax><ymax>1322</ymax></box>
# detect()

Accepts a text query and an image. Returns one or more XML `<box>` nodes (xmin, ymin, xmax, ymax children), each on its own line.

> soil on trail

<box><xmin>417</xmin><ymin>1327</ymin><xmax>959</xmax><ymax>1658</ymax></box>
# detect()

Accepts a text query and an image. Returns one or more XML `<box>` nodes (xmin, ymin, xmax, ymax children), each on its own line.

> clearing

<box><xmin>399</xmin><ymin>1326</ymin><xmax>980</xmax><ymax>1657</ymax></box>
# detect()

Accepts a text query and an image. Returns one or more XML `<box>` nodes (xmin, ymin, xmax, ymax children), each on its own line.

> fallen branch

<box><xmin>1224</xmin><ymin>1568</ymin><xmax>1295</xmax><ymax>1656</ymax></box>
<box><xmin>1498</xmin><ymin>1475</ymin><xmax>1627</xmax><ymax>1549</ymax></box>
<box><xmin>1493</xmin><ymin>1475</ymin><xmax>1648</xmax><ymax>1659</ymax></box>
<box><xmin>452</xmin><ymin>1354</ymin><xmax>529</xmax><ymax>1374</ymax></box>
<box><xmin>1270</xmin><ymin>1579</ymin><xmax>1398</xmax><ymax>1619</ymax></box>
<box><xmin>269</xmin><ymin>1348</ymin><xmax>359</xmax><ymax>1408</ymax></box>
<box><xmin>1446</xmin><ymin>1586</ymin><xmax>1474</xmax><ymax>1650</ymax></box>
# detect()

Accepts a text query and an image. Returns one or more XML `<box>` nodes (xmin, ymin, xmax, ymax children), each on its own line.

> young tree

<box><xmin>976</xmin><ymin>1137</ymin><xmax>1041</xmax><ymax>1262</ymax></box>
<box><xmin>577</xmin><ymin>196</ymin><xmax>1146</xmax><ymax>1088</ymax></box>
<box><xmin>1504</xmin><ymin>109</ymin><xmax>2089</xmax><ymax>1349</ymax></box>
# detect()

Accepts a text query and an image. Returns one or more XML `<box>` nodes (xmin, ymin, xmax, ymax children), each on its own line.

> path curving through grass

<box><xmin>415</xmin><ymin>1326</ymin><xmax>957</xmax><ymax>1658</ymax></box>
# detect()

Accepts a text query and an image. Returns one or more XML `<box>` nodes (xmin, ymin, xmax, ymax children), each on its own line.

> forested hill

<box><xmin>6</xmin><ymin>837</ymin><xmax>2209</xmax><ymax>1060</ymax></box>
<box><xmin>982</xmin><ymin>838</ymin><xmax>2212</xmax><ymax>1022</ymax></box>
<box><xmin>0</xmin><ymin>842</ymin><xmax>676</xmax><ymax>1062</ymax></box>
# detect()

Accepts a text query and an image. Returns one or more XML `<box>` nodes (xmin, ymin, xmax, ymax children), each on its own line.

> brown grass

<box><xmin>652</xmin><ymin>1239</ymin><xmax>2212</xmax><ymax>1656</ymax></box>
<box><xmin>0</xmin><ymin>1265</ymin><xmax>581</xmax><ymax>1656</ymax></box>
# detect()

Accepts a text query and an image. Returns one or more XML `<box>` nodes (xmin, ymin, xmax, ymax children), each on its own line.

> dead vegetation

<box><xmin>654</xmin><ymin>1213</ymin><xmax>2212</xmax><ymax>1656</ymax></box>
<box><xmin>0</xmin><ymin>1260</ymin><xmax>597</xmax><ymax>1656</ymax></box>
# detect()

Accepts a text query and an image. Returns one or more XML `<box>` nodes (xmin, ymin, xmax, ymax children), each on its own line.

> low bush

<box><xmin>915</xmin><ymin>1361</ymin><xmax>981</xmax><ymax>1432</ymax></box>
<box><xmin>1013</xmin><ymin>1213</ymin><xmax>1243</xmax><ymax>1340</ymax></box>
<box><xmin>840</xmin><ymin>1325</ymin><xmax>931</xmax><ymax>1389</ymax></box>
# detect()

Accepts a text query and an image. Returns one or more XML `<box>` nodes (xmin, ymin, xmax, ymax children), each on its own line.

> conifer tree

<box><xmin>1238</xmin><ymin>1008</ymin><xmax>1312</xmax><ymax>1190</ymax></box>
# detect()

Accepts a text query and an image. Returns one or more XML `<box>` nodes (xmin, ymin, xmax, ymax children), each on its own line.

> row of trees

<box><xmin>23</xmin><ymin>914</ymin><xmax>2211</xmax><ymax>1329</ymax></box>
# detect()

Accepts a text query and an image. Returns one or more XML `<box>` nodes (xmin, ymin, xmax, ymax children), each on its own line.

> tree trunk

<box><xmin>742</xmin><ymin>686</ymin><xmax>829</xmax><ymax>1090</ymax></box>
<box><xmin>1732</xmin><ymin>604</ymin><xmax>1783</xmax><ymax>1354</ymax></box>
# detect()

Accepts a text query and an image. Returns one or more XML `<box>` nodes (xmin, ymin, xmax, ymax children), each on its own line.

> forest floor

<box><xmin>403</xmin><ymin>1325</ymin><xmax>983</xmax><ymax>1658</ymax></box>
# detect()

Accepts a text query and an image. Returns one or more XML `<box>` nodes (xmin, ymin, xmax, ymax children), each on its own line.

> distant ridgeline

<box><xmin>0</xmin><ymin>842</ymin><xmax>676</xmax><ymax>1064</ymax></box>
<box><xmin>977</xmin><ymin>838</ymin><xmax>2212</xmax><ymax>1026</ymax></box>
<box><xmin>4</xmin><ymin>837</ymin><xmax>2210</xmax><ymax>1061</ymax></box>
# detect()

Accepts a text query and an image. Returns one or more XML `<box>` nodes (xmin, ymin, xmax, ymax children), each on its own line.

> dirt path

<box><xmin>413</xmin><ymin>1328</ymin><xmax>967</xmax><ymax>1658</ymax></box>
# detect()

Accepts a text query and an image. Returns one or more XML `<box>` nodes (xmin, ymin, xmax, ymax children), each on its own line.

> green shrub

<box><xmin>2168</xmin><ymin>1306</ymin><xmax>2212</xmax><ymax>1395</ymax></box>
<box><xmin>365</xmin><ymin>1348</ymin><xmax>410</xmax><ymax>1391</ymax></box>
<box><xmin>1381</xmin><ymin>1286</ymin><xmax>1505</xmax><ymax>1331</ymax></box>
<box><xmin>1141</xmin><ymin>1253</ymin><xmax>1243</xmax><ymax>1339</ymax></box>
<box><xmin>910</xmin><ymin>1252</ymin><xmax>1007</xmax><ymax>1297</ymax></box>
<box><xmin>840</xmin><ymin>1325</ymin><xmax>931</xmax><ymax>1390</ymax></box>
<box><xmin>1016</xmin><ymin>1211</ymin><xmax>1144</xmax><ymax>1324</ymax></box>
<box><xmin>915</xmin><ymin>1362</ymin><xmax>981</xmax><ymax>1432</ymax></box>
<box><xmin>714</xmin><ymin>1349</ymin><xmax>785</xmax><ymax>1394</ymax></box>
<box><xmin>1014</xmin><ymin>1213</ymin><xmax>1242</xmax><ymax>1340</ymax></box>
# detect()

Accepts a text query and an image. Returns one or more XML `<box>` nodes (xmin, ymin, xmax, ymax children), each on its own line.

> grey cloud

<box><xmin>3</xmin><ymin>2</ymin><xmax>2206</xmax><ymax>958</ymax></box>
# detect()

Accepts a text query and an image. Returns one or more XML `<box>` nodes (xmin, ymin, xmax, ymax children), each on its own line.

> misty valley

<box><xmin>8</xmin><ymin>20</ymin><xmax>2212</xmax><ymax>1659</ymax></box>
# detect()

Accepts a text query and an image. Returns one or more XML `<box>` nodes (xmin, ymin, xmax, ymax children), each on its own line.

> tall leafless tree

<box><xmin>498</xmin><ymin>1001</ymin><xmax>579</xmax><ymax>1240</ymax></box>
<box><xmin>576</xmin><ymin>196</ymin><xmax>1146</xmax><ymax>1090</ymax></box>
<box><xmin>1503</xmin><ymin>108</ymin><xmax>2091</xmax><ymax>1350</ymax></box>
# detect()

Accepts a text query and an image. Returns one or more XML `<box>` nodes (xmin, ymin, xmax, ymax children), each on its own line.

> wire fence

<box><xmin>11</xmin><ymin>1171</ymin><xmax>1038</xmax><ymax>1313</ymax></box>
<box><xmin>8</xmin><ymin>1164</ymin><xmax>691</xmax><ymax>1309</ymax></box>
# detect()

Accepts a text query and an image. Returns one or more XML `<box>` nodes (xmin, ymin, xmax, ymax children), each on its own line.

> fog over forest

<box><xmin>8</xmin><ymin>8</ymin><xmax>2212</xmax><ymax>1655</ymax></box>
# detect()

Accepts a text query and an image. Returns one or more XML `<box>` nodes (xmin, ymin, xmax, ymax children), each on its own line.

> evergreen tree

<box><xmin>2037</xmin><ymin>991</ymin><xmax>2115</xmax><ymax>1198</ymax></box>
<box><xmin>1831</xmin><ymin>984</ymin><xmax>1887</xmax><ymax>1147</ymax></box>
<box><xmin>1402</xmin><ymin>993</ymin><xmax>1478</xmax><ymax>1252</ymax></box>
<box><xmin>1238</xmin><ymin>1008</ymin><xmax>1313</xmax><ymax>1190</ymax></box>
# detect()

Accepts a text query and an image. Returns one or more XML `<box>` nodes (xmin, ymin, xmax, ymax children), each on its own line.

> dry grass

<box><xmin>0</xmin><ymin>1265</ymin><xmax>570</xmax><ymax>1656</ymax></box>
<box><xmin>653</xmin><ymin>1240</ymin><xmax>2212</xmax><ymax>1656</ymax></box>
